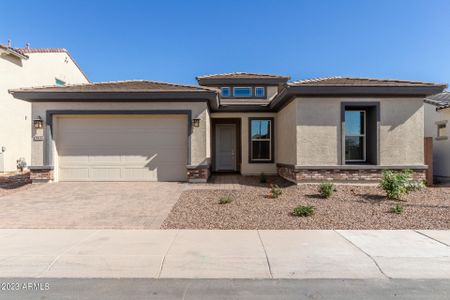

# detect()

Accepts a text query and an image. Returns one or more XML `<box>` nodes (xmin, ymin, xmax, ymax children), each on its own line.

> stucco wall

<box><xmin>424</xmin><ymin>103</ymin><xmax>450</xmax><ymax>180</ymax></box>
<box><xmin>276</xmin><ymin>100</ymin><xmax>297</xmax><ymax>165</ymax></box>
<box><xmin>0</xmin><ymin>52</ymin><xmax>87</xmax><ymax>171</ymax></box>
<box><xmin>211</xmin><ymin>112</ymin><xmax>277</xmax><ymax>175</ymax></box>
<box><xmin>31</xmin><ymin>102</ymin><xmax>210</xmax><ymax>168</ymax></box>
<box><xmin>295</xmin><ymin>97</ymin><xmax>425</xmax><ymax>166</ymax></box>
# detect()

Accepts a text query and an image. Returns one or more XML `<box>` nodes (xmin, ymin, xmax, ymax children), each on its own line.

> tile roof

<box><xmin>425</xmin><ymin>92</ymin><xmax>450</xmax><ymax>110</ymax></box>
<box><xmin>196</xmin><ymin>72</ymin><xmax>290</xmax><ymax>80</ymax></box>
<box><xmin>10</xmin><ymin>80</ymin><xmax>219</xmax><ymax>93</ymax></box>
<box><xmin>289</xmin><ymin>76</ymin><xmax>447</xmax><ymax>87</ymax></box>
<box><xmin>0</xmin><ymin>44</ymin><xmax>29</xmax><ymax>59</ymax></box>
<box><xmin>16</xmin><ymin>48</ymin><xmax>68</xmax><ymax>54</ymax></box>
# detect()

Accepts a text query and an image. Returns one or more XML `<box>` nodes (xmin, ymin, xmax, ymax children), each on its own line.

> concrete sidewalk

<box><xmin>0</xmin><ymin>230</ymin><xmax>448</xmax><ymax>279</ymax></box>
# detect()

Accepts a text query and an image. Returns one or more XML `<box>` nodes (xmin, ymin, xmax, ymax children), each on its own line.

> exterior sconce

<box><xmin>192</xmin><ymin>118</ymin><xmax>201</xmax><ymax>128</ymax></box>
<box><xmin>33</xmin><ymin>116</ymin><xmax>43</xmax><ymax>129</ymax></box>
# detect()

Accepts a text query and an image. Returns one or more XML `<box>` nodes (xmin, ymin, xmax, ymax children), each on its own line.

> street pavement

<box><xmin>0</xmin><ymin>279</ymin><xmax>449</xmax><ymax>300</ymax></box>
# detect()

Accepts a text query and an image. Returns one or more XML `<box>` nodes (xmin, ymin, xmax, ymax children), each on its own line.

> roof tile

<box><xmin>10</xmin><ymin>80</ymin><xmax>219</xmax><ymax>93</ymax></box>
<box><xmin>289</xmin><ymin>76</ymin><xmax>447</xmax><ymax>87</ymax></box>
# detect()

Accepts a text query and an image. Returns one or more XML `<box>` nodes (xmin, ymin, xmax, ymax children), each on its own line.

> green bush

<box><xmin>390</xmin><ymin>204</ymin><xmax>404</xmax><ymax>214</ymax></box>
<box><xmin>379</xmin><ymin>169</ymin><xmax>425</xmax><ymax>200</ymax></box>
<box><xmin>292</xmin><ymin>205</ymin><xmax>316</xmax><ymax>217</ymax></box>
<box><xmin>318</xmin><ymin>181</ymin><xmax>335</xmax><ymax>198</ymax></box>
<box><xmin>218</xmin><ymin>196</ymin><xmax>233</xmax><ymax>204</ymax></box>
<box><xmin>270</xmin><ymin>184</ymin><xmax>282</xmax><ymax>198</ymax></box>
<box><xmin>260</xmin><ymin>172</ymin><xmax>267</xmax><ymax>183</ymax></box>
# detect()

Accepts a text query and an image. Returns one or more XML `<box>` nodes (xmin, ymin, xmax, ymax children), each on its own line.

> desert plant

<box><xmin>318</xmin><ymin>181</ymin><xmax>335</xmax><ymax>198</ymax></box>
<box><xmin>16</xmin><ymin>157</ymin><xmax>27</xmax><ymax>172</ymax></box>
<box><xmin>259</xmin><ymin>172</ymin><xmax>267</xmax><ymax>183</ymax></box>
<box><xmin>218</xmin><ymin>196</ymin><xmax>233</xmax><ymax>204</ymax></box>
<box><xmin>390</xmin><ymin>204</ymin><xmax>404</xmax><ymax>214</ymax></box>
<box><xmin>270</xmin><ymin>184</ymin><xmax>282</xmax><ymax>198</ymax></box>
<box><xmin>379</xmin><ymin>169</ymin><xmax>424</xmax><ymax>200</ymax></box>
<box><xmin>292</xmin><ymin>205</ymin><xmax>316</xmax><ymax>217</ymax></box>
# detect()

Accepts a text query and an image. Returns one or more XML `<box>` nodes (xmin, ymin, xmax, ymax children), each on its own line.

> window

<box><xmin>233</xmin><ymin>87</ymin><xmax>252</xmax><ymax>97</ymax></box>
<box><xmin>436</xmin><ymin>121</ymin><xmax>448</xmax><ymax>140</ymax></box>
<box><xmin>249</xmin><ymin>118</ymin><xmax>273</xmax><ymax>162</ymax></box>
<box><xmin>221</xmin><ymin>87</ymin><xmax>231</xmax><ymax>97</ymax></box>
<box><xmin>255</xmin><ymin>87</ymin><xmax>265</xmax><ymax>97</ymax></box>
<box><xmin>55</xmin><ymin>78</ymin><xmax>66</xmax><ymax>86</ymax></box>
<box><xmin>345</xmin><ymin>110</ymin><xmax>366</xmax><ymax>162</ymax></box>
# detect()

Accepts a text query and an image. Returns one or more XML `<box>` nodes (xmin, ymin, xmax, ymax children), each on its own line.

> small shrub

<box><xmin>379</xmin><ymin>169</ymin><xmax>424</xmax><ymax>200</ymax></box>
<box><xmin>292</xmin><ymin>205</ymin><xmax>316</xmax><ymax>217</ymax></box>
<box><xmin>260</xmin><ymin>172</ymin><xmax>267</xmax><ymax>183</ymax></box>
<box><xmin>16</xmin><ymin>157</ymin><xmax>27</xmax><ymax>172</ymax></box>
<box><xmin>218</xmin><ymin>196</ymin><xmax>233</xmax><ymax>204</ymax></box>
<box><xmin>318</xmin><ymin>181</ymin><xmax>335</xmax><ymax>198</ymax></box>
<box><xmin>390</xmin><ymin>204</ymin><xmax>404</xmax><ymax>214</ymax></box>
<box><xmin>270</xmin><ymin>184</ymin><xmax>282</xmax><ymax>198</ymax></box>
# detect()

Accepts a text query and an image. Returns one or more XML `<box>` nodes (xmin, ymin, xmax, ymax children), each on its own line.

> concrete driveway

<box><xmin>0</xmin><ymin>182</ymin><xmax>188</xmax><ymax>229</ymax></box>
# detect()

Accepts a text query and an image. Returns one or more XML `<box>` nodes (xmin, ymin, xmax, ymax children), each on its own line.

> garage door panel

<box><xmin>56</xmin><ymin>115</ymin><xmax>188</xmax><ymax>182</ymax></box>
<box><xmin>59</xmin><ymin>132</ymin><xmax>186</xmax><ymax>147</ymax></box>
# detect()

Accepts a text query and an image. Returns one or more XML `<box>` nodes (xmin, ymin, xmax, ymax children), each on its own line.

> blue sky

<box><xmin>2</xmin><ymin>0</ymin><xmax>450</xmax><ymax>86</ymax></box>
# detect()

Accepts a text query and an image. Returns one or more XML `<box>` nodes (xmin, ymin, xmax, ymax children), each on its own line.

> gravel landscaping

<box><xmin>162</xmin><ymin>176</ymin><xmax>450</xmax><ymax>230</ymax></box>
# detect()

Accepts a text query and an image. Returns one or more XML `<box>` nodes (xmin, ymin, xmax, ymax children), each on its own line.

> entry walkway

<box><xmin>0</xmin><ymin>230</ymin><xmax>448</xmax><ymax>279</ymax></box>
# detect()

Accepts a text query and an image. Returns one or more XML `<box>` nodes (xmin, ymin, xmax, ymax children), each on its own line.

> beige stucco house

<box><xmin>425</xmin><ymin>92</ymin><xmax>450</xmax><ymax>183</ymax></box>
<box><xmin>0</xmin><ymin>44</ymin><xmax>88</xmax><ymax>172</ymax></box>
<box><xmin>10</xmin><ymin>73</ymin><xmax>447</xmax><ymax>183</ymax></box>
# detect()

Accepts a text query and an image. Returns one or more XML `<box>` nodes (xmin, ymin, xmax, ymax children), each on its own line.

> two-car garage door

<box><xmin>55</xmin><ymin>115</ymin><xmax>187</xmax><ymax>182</ymax></box>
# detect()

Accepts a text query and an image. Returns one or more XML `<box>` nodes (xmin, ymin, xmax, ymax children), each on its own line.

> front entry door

<box><xmin>215</xmin><ymin>124</ymin><xmax>236</xmax><ymax>171</ymax></box>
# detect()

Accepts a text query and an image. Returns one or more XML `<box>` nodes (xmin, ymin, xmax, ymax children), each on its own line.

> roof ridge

<box><xmin>289</xmin><ymin>76</ymin><xmax>342</xmax><ymax>84</ymax></box>
<box><xmin>196</xmin><ymin>72</ymin><xmax>290</xmax><ymax>79</ymax></box>
<box><xmin>289</xmin><ymin>76</ymin><xmax>447</xmax><ymax>87</ymax></box>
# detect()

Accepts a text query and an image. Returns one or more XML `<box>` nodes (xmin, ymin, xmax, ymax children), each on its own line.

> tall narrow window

<box><xmin>255</xmin><ymin>87</ymin><xmax>265</xmax><ymax>97</ymax></box>
<box><xmin>345</xmin><ymin>110</ymin><xmax>366</xmax><ymax>162</ymax></box>
<box><xmin>437</xmin><ymin>122</ymin><xmax>448</xmax><ymax>140</ymax></box>
<box><xmin>249</xmin><ymin>118</ymin><xmax>273</xmax><ymax>162</ymax></box>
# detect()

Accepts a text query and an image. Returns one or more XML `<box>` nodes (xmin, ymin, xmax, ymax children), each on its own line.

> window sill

<box><xmin>249</xmin><ymin>160</ymin><xmax>274</xmax><ymax>164</ymax></box>
<box><xmin>436</xmin><ymin>136</ymin><xmax>448</xmax><ymax>141</ymax></box>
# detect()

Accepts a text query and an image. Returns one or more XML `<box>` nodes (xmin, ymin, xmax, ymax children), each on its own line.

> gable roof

<box><xmin>14</xmin><ymin>47</ymin><xmax>90</xmax><ymax>82</ymax></box>
<box><xmin>197</xmin><ymin>72</ymin><xmax>290</xmax><ymax>85</ymax></box>
<box><xmin>425</xmin><ymin>91</ymin><xmax>450</xmax><ymax>111</ymax></box>
<box><xmin>289</xmin><ymin>76</ymin><xmax>446</xmax><ymax>87</ymax></box>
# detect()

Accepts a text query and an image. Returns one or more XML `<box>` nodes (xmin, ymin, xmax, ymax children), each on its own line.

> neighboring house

<box><xmin>424</xmin><ymin>92</ymin><xmax>450</xmax><ymax>183</ymax></box>
<box><xmin>0</xmin><ymin>45</ymin><xmax>88</xmax><ymax>172</ymax></box>
<box><xmin>10</xmin><ymin>73</ymin><xmax>447</xmax><ymax>183</ymax></box>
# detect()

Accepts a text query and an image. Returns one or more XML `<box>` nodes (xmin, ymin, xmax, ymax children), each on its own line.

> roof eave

<box><xmin>10</xmin><ymin>90</ymin><xmax>219</xmax><ymax>110</ymax></box>
<box><xmin>271</xmin><ymin>85</ymin><xmax>447</xmax><ymax>111</ymax></box>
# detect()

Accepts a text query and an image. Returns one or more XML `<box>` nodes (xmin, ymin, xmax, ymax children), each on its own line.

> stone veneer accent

<box><xmin>277</xmin><ymin>164</ymin><xmax>426</xmax><ymax>183</ymax></box>
<box><xmin>186</xmin><ymin>165</ymin><xmax>210</xmax><ymax>183</ymax></box>
<box><xmin>29</xmin><ymin>167</ymin><xmax>54</xmax><ymax>183</ymax></box>
<box><xmin>0</xmin><ymin>172</ymin><xmax>31</xmax><ymax>186</ymax></box>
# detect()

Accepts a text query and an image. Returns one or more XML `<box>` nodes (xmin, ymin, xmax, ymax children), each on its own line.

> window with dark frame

<box><xmin>220</xmin><ymin>87</ymin><xmax>231</xmax><ymax>97</ymax></box>
<box><xmin>255</xmin><ymin>87</ymin><xmax>265</xmax><ymax>97</ymax></box>
<box><xmin>249</xmin><ymin>118</ymin><xmax>272</xmax><ymax>162</ymax></box>
<box><xmin>233</xmin><ymin>87</ymin><xmax>252</xmax><ymax>97</ymax></box>
<box><xmin>345</xmin><ymin>110</ymin><xmax>366</xmax><ymax>162</ymax></box>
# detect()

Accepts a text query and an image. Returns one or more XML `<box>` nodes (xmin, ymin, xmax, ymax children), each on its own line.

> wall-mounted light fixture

<box><xmin>33</xmin><ymin>116</ymin><xmax>43</xmax><ymax>129</ymax></box>
<box><xmin>192</xmin><ymin>118</ymin><xmax>201</xmax><ymax>128</ymax></box>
